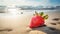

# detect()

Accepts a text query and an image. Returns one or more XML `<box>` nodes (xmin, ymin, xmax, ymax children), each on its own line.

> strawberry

<box><xmin>29</xmin><ymin>11</ymin><xmax>48</xmax><ymax>28</ymax></box>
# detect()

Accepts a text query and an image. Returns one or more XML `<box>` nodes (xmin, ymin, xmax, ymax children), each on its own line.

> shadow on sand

<box><xmin>31</xmin><ymin>26</ymin><xmax>60</xmax><ymax>34</ymax></box>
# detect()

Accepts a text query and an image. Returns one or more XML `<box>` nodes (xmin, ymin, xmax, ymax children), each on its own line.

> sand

<box><xmin>0</xmin><ymin>11</ymin><xmax>60</xmax><ymax>34</ymax></box>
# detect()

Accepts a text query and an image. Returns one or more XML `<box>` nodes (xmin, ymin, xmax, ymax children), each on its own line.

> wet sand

<box><xmin>0</xmin><ymin>12</ymin><xmax>60</xmax><ymax>34</ymax></box>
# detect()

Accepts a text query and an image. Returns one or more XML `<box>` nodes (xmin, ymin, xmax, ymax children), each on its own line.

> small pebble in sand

<box><xmin>52</xmin><ymin>18</ymin><xmax>60</xmax><ymax>21</ymax></box>
<box><xmin>0</xmin><ymin>29</ymin><xmax>12</xmax><ymax>32</ymax></box>
<box><xmin>29</xmin><ymin>30</ymin><xmax>47</xmax><ymax>34</ymax></box>
<box><xmin>21</xmin><ymin>12</ymin><xmax>23</xmax><ymax>14</ymax></box>
<box><xmin>50</xmin><ymin>23</ymin><xmax>56</xmax><ymax>25</ymax></box>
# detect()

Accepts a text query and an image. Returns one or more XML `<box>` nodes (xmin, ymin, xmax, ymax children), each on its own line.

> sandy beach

<box><xmin>0</xmin><ymin>11</ymin><xmax>60</xmax><ymax>34</ymax></box>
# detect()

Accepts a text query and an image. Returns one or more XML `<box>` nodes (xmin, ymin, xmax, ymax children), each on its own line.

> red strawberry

<box><xmin>29</xmin><ymin>11</ymin><xmax>48</xmax><ymax>28</ymax></box>
<box><xmin>29</xmin><ymin>15</ymin><xmax>44</xmax><ymax>28</ymax></box>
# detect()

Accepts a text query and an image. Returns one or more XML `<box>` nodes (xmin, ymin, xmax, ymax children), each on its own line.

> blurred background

<box><xmin>0</xmin><ymin>0</ymin><xmax>60</xmax><ymax>34</ymax></box>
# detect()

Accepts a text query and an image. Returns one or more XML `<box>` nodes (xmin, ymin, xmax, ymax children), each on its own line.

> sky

<box><xmin>0</xmin><ymin>0</ymin><xmax>60</xmax><ymax>6</ymax></box>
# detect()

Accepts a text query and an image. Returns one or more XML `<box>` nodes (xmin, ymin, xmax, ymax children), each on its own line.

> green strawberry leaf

<box><xmin>35</xmin><ymin>11</ymin><xmax>38</xmax><ymax>15</ymax></box>
<box><xmin>39</xmin><ymin>12</ymin><xmax>44</xmax><ymax>16</ymax></box>
<box><xmin>43</xmin><ymin>15</ymin><xmax>48</xmax><ymax>20</ymax></box>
